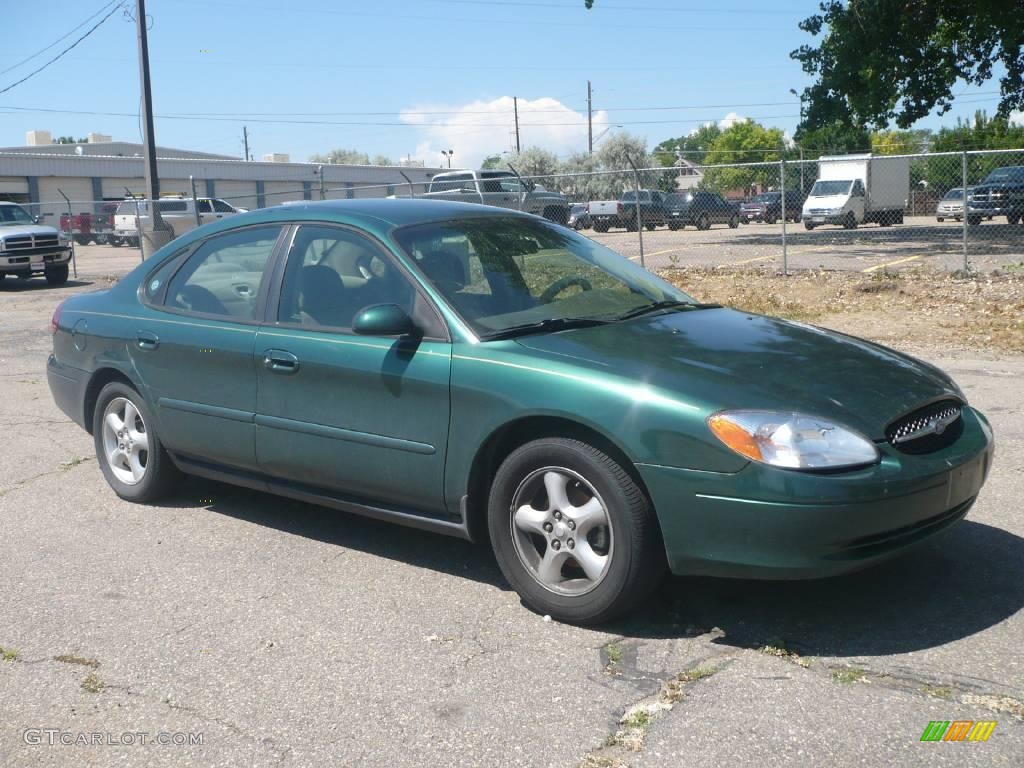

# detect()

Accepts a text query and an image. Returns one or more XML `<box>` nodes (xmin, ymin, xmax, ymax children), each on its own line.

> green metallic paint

<box><xmin>47</xmin><ymin>200</ymin><xmax>995</xmax><ymax>579</ymax></box>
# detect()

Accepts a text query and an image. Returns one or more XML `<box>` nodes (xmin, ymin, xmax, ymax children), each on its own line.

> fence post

<box><xmin>190</xmin><ymin>175</ymin><xmax>201</xmax><ymax>228</ymax></box>
<box><xmin>626</xmin><ymin>155</ymin><xmax>645</xmax><ymax>268</ymax></box>
<box><xmin>56</xmin><ymin>188</ymin><xmax>77</xmax><ymax>279</ymax></box>
<box><xmin>961</xmin><ymin>150</ymin><xmax>969</xmax><ymax>272</ymax></box>
<box><xmin>399</xmin><ymin>170</ymin><xmax>415</xmax><ymax>198</ymax></box>
<box><xmin>780</xmin><ymin>158</ymin><xmax>788</xmax><ymax>276</ymax></box>
<box><xmin>126</xmin><ymin>186</ymin><xmax>143</xmax><ymax>262</ymax></box>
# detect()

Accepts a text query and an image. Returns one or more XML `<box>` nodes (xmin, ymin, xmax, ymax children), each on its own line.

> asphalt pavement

<box><xmin>0</xmin><ymin>262</ymin><xmax>1021</xmax><ymax>767</ymax></box>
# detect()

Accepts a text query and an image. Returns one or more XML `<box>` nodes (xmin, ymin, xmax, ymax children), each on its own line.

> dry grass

<box><xmin>661</xmin><ymin>267</ymin><xmax>1024</xmax><ymax>355</ymax></box>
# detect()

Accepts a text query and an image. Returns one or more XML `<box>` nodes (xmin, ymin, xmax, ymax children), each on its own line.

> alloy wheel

<box><xmin>101</xmin><ymin>396</ymin><xmax>150</xmax><ymax>485</ymax></box>
<box><xmin>509</xmin><ymin>467</ymin><xmax>614</xmax><ymax>596</ymax></box>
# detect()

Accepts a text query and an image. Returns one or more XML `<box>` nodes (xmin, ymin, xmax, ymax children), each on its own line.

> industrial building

<box><xmin>0</xmin><ymin>130</ymin><xmax>440</xmax><ymax>223</ymax></box>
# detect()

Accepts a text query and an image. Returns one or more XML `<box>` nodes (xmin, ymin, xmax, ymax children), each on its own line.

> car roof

<box><xmin>259</xmin><ymin>198</ymin><xmax>533</xmax><ymax>228</ymax></box>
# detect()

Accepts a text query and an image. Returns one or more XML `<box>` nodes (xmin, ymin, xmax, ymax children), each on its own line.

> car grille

<box><xmin>3</xmin><ymin>234</ymin><xmax>59</xmax><ymax>251</ymax></box>
<box><xmin>885</xmin><ymin>399</ymin><xmax>963</xmax><ymax>454</ymax></box>
<box><xmin>808</xmin><ymin>208</ymin><xmax>830</xmax><ymax>215</ymax></box>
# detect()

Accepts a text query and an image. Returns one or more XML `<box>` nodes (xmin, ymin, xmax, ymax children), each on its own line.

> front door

<box><xmin>254</xmin><ymin>224</ymin><xmax>452</xmax><ymax>514</ymax></box>
<box><xmin>129</xmin><ymin>224</ymin><xmax>285</xmax><ymax>470</ymax></box>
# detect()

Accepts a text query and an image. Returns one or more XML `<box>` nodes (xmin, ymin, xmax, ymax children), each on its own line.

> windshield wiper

<box><xmin>480</xmin><ymin>316</ymin><xmax>610</xmax><ymax>341</ymax></box>
<box><xmin>615</xmin><ymin>300</ymin><xmax>719</xmax><ymax>321</ymax></box>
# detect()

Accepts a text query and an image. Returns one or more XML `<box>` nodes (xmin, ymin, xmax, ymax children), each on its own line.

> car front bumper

<box><xmin>0</xmin><ymin>247</ymin><xmax>71</xmax><ymax>274</ymax></box>
<box><xmin>638</xmin><ymin>407</ymin><xmax>994</xmax><ymax>579</ymax></box>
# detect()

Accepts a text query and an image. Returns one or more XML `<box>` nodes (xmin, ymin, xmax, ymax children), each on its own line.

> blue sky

<box><xmin>0</xmin><ymin>0</ymin><xmax>1008</xmax><ymax>166</ymax></box>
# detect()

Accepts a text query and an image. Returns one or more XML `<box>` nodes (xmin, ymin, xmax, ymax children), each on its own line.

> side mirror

<box><xmin>34</xmin><ymin>215</ymin><xmax>43</xmax><ymax>224</ymax></box>
<box><xmin>352</xmin><ymin>304</ymin><xmax>417</xmax><ymax>337</ymax></box>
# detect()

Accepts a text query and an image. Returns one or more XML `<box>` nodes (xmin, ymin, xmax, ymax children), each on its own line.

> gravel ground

<box><xmin>0</xmin><ymin>253</ymin><xmax>1021</xmax><ymax>767</ymax></box>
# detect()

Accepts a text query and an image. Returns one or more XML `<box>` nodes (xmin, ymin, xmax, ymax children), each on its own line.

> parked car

<box><xmin>588</xmin><ymin>190</ymin><xmax>668</xmax><ymax>232</ymax></box>
<box><xmin>664</xmin><ymin>190</ymin><xmax>740</xmax><ymax>230</ymax></box>
<box><xmin>935</xmin><ymin>187</ymin><xmax>973</xmax><ymax>222</ymax></box>
<box><xmin>112</xmin><ymin>196</ymin><xmax>242</xmax><ymax>247</ymax></box>
<box><xmin>47</xmin><ymin>199</ymin><xmax>993</xmax><ymax>623</ymax></box>
<box><xmin>568</xmin><ymin>203</ymin><xmax>591</xmax><ymax>230</ymax></box>
<box><xmin>60</xmin><ymin>202</ymin><xmax>118</xmax><ymax>245</ymax></box>
<box><xmin>0</xmin><ymin>201</ymin><xmax>73</xmax><ymax>285</ymax></box>
<box><xmin>966</xmin><ymin>166</ymin><xmax>1024</xmax><ymax>225</ymax></box>
<box><xmin>422</xmin><ymin>170</ymin><xmax>570</xmax><ymax>224</ymax></box>
<box><xmin>739</xmin><ymin>191</ymin><xmax>802</xmax><ymax>224</ymax></box>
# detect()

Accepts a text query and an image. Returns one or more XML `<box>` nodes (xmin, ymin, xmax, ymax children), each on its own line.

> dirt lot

<box><xmin>0</xmin><ymin>253</ymin><xmax>1022</xmax><ymax>767</ymax></box>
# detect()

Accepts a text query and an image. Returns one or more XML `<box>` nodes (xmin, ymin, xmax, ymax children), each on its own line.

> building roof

<box><xmin>0</xmin><ymin>141</ymin><xmax>236</xmax><ymax>160</ymax></box>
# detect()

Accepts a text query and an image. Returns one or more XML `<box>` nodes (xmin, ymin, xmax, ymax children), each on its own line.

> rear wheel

<box><xmin>645</xmin><ymin>223</ymin><xmax>657</xmax><ymax>231</ymax></box>
<box><xmin>45</xmin><ymin>264</ymin><xmax>69</xmax><ymax>286</ymax></box>
<box><xmin>764</xmin><ymin>215</ymin><xmax>776</xmax><ymax>225</ymax></box>
<box><xmin>728</xmin><ymin>214</ymin><xmax>739</xmax><ymax>229</ymax></box>
<box><xmin>937</xmin><ymin>217</ymin><xmax>944</xmax><ymax>223</ymax></box>
<box><xmin>696</xmin><ymin>213</ymin><xmax>710</xmax><ymax>231</ymax></box>
<box><xmin>804</xmin><ymin>221</ymin><xmax>816</xmax><ymax>230</ymax></box>
<box><xmin>1008</xmin><ymin>213</ymin><xmax>1021</xmax><ymax>225</ymax></box>
<box><xmin>668</xmin><ymin>222</ymin><xmax>682</xmax><ymax>231</ymax></box>
<box><xmin>93</xmin><ymin>382</ymin><xmax>180</xmax><ymax>503</ymax></box>
<box><xmin>593</xmin><ymin>222</ymin><xmax>608</xmax><ymax>233</ymax></box>
<box><xmin>488</xmin><ymin>438</ymin><xmax>665</xmax><ymax>624</ymax></box>
<box><xmin>968</xmin><ymin>215</ymin><xmax>982</xmax><ymax>226</ymax></box>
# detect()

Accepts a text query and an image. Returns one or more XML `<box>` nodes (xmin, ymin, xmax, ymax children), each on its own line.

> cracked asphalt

<box><xmin>1</xmin><ymin>256</ymin><xmax>1022</xmax><ymax>767</ymax></box>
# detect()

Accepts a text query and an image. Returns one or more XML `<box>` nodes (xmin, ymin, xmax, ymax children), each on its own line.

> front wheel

<box><xmin>696</xmin><ymin>213</ymin><xmax>710</xmax><ymax>231</ymax></box>
<box><xmin>728</xmin><ymin>214</ymin><xmax>739</xmax><ymax>229</ymax></box>
<box><xmin>93</xmin><ymin>382</ymin><xmax>180</xmax><ymax>502</ymax></box>
<box><xmin>1008</xmin><ymin>213</ymin><xmax>1021</xmax><ymax>225</ymax></box>
<box><xmin>804</xmin><ymin>221</ymin><xmax>816</xmax><ymax>230</ymax></box>
<box><xmin>843</xmin><ymin>211</ymin><xmax>857</xmax><ymax>229</ymax></box>
<box><xmin>45</xmin><ymin>264</ymin><xmax>69</xmax><ymax>286</ymax></box>
<box><xmin>593</xmin><ymin>222</ymin><xmax>608</xmax><ymax>233</ymax></box>
<box><xmin>937</xmin><ymin>217</ymin><xmax>944</xmax><ymax>223</ymax></box>
<box><xmin>488</xmin><ymin>438</ymin><xmax>665</xmax><ymax>624</ymax></box>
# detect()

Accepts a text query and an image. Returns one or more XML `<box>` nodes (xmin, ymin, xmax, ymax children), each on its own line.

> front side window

<box><xmin>198</xmin><ymin>200</ymin><xmax>214</xmax><ymax>214</ymax></box>
<box><xmin>852</xmin><ymin>180</ymin><xmax>866</xmax><ymax>197</ymax></box>
<box><xmin>277</xmin><ymin>225</ymin><xmax>415</xmax><ymax>331</ymax></box>
<box><xmin>394</xmin><ymin>216</ymin><xmax>693</xmax><ymax>338</ymax></box>
<box><xmin>164</xmin><ymin>226</ymin><xmax>281</xmax><ymax>319</ymax></box>
<box><xmin>213</xmin><ymin>199</ymin><xmax>236</xmax><ymax>213</ymax></box>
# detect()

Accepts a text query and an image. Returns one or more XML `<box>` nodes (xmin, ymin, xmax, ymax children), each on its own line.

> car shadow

<box><xmin>161</xmin><ymin>474</ymin><xmax>509</xmax><ymax>589</ymax></box>
<box><xmin>612</xmin><ymin>520</ymin><xmax>1024</xmax><ymax>656</ymax></box>
<box><xmin>162</xmin><ymin>476</ymin><xmax>1022</xmax><ymax>655</ymax></box>
<box><xmin>0</xmin><ymin>278</ymin><xmax>95</xmax><ymax>291</ymax></box>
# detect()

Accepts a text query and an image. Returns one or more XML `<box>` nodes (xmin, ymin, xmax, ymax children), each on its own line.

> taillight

<box><xmin>51</xmin><ymin>300</ymin><xmax>65</xmax><ymax>336</ymax></box>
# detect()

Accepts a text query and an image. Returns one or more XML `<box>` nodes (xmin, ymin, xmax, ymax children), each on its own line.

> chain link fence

<box><xmin>9</xmin><ymin>149</ymin><xmax>1022</xmax><ymax>274</ymax></box>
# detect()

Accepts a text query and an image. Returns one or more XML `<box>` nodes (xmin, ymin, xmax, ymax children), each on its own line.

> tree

<box><xmin>309</xmin><ymin>148</ymin><xmax>371</xmax><ymax>165</ymax></box>
<box><xmin>371</xmin><ymin>154</ymin><xmax>394</xmax><ymax>166</ymax></box>
<box><xmin>702</xmin><ymin>120</ymin><xmax>786</xmax><ymax>193</ymax></box>
<box><xmin>555</xmin><ymin>151</ymin><xmax>601</xmax><ymax>201</ymax></box>
<box><xmin>794</xmin><ymin>120</ymin><xmax>870</xmax><ymax>157</ymax></box>
<box><xmin>506</xmin><ymin>146</ymin><xmax>560</xmax><ymax>181</ymax></box>
<box><xmin>653</xmin><ymin>123</ymin><xmax>722</xmax><ymax>167</ymax></box>
<box><xmin>53</xmin><ymin>136</ymin><xmax>87</xmax><ymax>144</ymax></box>
<box><xmin>792</xmin><ymin>1</ymin><xmax>1024</xmax><ymax>131</ymax></box>
<box><xmin>870</xmin><ymin>129</ymin><xmax>933</xmax><ymax>156</ymax></box>
<box><xmin>925</xmin><ymin>111</ymin><xmax>1024</xmax><ymax>191</ymax></box>
<box><xmin>481</xmin><ymin>154</ymin><xmax>503</xmax><ymax>170</ymax></box>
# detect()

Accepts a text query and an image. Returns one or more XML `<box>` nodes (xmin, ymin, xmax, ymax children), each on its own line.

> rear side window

<box><xmin>164</xmin><ymin>226</ymin><xmax>282</xmax><ymax>319</ymax></box>
<box><xmin>157</xmin><ymin>200</ymin><xmax>188</xmax><ymax>213</ymax></box>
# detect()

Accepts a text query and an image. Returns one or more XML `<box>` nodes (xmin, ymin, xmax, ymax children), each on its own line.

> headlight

<box><xmin>58</xmin><ymin>232</ymin><xmax>71</xmax><ymax>245</ymax></box>
<box><xmin>707</xmin><ymin>410</ymin><xmax>879</xmax><ymax>470</ymax></box>
<box><xmin>828</xmin><ymin>207</ymin><xmax>843</xmax><ymax>215</ymax></box>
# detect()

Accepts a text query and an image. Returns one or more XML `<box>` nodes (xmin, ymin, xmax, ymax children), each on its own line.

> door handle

<box><xmin>263</xmin><ymin>349</ymin><xmax>299</xmax><ymax>374</ymax></box>
<box><xmin>136</xmin><ymin>331</ymin><xmax>159</xmax><ymax>350</ymax></box>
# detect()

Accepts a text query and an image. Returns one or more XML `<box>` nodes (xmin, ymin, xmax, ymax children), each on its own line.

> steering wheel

<box><xmin>539</xmin><ymin>276</ymin><xmax>592</xmax><ymax>304</ymax></box>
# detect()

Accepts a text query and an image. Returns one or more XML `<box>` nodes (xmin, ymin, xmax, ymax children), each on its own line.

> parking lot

<box><xmin>1</xmin><ymin>255</ymin><xmax>1023</xmax><ymax>767</ymax></box>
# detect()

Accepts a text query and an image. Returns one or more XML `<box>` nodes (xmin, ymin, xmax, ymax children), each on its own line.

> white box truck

<box><xmin>802</xmin><ymin>154</ymin><xmax>909</xmax><ymax>229</ymax></box>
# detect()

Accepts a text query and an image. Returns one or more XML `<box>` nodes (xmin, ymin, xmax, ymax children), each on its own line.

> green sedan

<box><xmin>47</xmin><ymin>200</ymin><xmax>994</xmax><ymax>623</ymax></box>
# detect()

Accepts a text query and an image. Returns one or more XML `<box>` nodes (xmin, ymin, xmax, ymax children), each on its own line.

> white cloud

<box><xmin>1010</xmin><ymin>110</ymin><xmax>1024</xmax><ymax>127</ymax></box>
<box><xmin>718</xmin><ymin>112</ymin><xmax>746</xmax><ymax>129</ymax></box>
<box><xmin>400</xmin><ymin>96</ymin><xmax>608</xmax><ymax>168</ymax></box>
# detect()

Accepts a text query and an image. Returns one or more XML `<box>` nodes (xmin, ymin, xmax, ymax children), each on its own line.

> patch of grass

<box><xmin>54</xmin><ymin>654</ymin><xmax>99</xmax><ymax>668</ymax></box>
<box><xmin>578</xmin><ymin>756</ymin><xmax>626</xmax><ymax>768</ymax></box>
<box><xmin>923</xmin><ymin>684</ymin><xmax>954</xmax><ymax>700</ymax></box>
<box><xmin>60</xmin><ymin>456</ymin><xmax>89</xmax><ymax>470</ymax></box>
<box><xmin>663</xmin><ymin>666</ymin><xmax>719</xmax><ymax>703</ymax></box>
<box><xmin>621</xmin><ymin>709</ymin><xmax>651</xmax><ymax>729</ymax></box>
<box><xmin>758</xmin><ymin>639</ymin><xmax>812</xmax><ymax>669</ymax></box>
<box><xmin>80</xmin><ymin>672</ymin><xmax>104</xmax><ymax>693</ymax></box>
<box><xmin>0</xmin><ymin>646</ymin><xmax>19</xmax><ymax>662</ymax></box>
<box><xmin>962</xmin><ymin>694</ymin><xmax>1024</xmax><ymax>719</ymax></box>
<box><xmin>604</xmin><ymin>642</ymin><xmax>623</xmax><ymax>664</ymax></box>
<box><xmin>832</xmin><ymin>667</ymin><xmax>868</xmax><ymax>684</ymax></box>
<box><xmin>677</xmin><ymin>666</ymin><xmax>716</xmax><ymax>683</ymax></box>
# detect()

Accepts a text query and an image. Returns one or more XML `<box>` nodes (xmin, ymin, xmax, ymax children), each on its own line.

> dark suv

<box><xmin>739</xmin><ymin>191</ymin><xmax>802</xmax><ymax>224</ymax></box>
<box><xmin>664</xmin><ymin>190</ymin><xmax>740</xmax><ymax>230</ymax></box>
<box><xmin>967</xmin><ymin>166</ymin><xmax>1024</xmax><ymax>225</ymax></box>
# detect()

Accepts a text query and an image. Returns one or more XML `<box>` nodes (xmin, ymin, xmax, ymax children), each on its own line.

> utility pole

<box><xmin>243</xmin><ymin>126</ymin><xmax>250</xmax><ymax>162</ymax></box>
<box><xmin>134</xmin><ymin>0</ymin><xmax>170</xmax><ymax>257</ymax></box>
<box><xmin>513</xmin><ymin>96</ymin><xmax>521</xmax><ymax>154</ymax></box>
<box><xmin>587</xmin><ymin>80</ymin><xmax>593</xmax><ymax>155</ymax></box>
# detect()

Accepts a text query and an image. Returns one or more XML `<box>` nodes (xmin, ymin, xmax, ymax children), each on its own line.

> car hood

<box><xmin>514</xmin><ymin>308</ymin><xmax>959</xmax><ymax>439</ymax></box>
<box><xmin>0</xmin><ymin>223</ymin><xmax>60</xmax><ymax>238</ymax></box>
<box><xmin>803</xmin><ymin>194</ymin><xmax>849</xmax><ymax>210</ymax></box>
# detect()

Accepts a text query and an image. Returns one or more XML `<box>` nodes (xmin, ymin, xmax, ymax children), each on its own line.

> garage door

<box><xmin>215</xmin><ymin>180</ymin><xmax>257</xmax><ymax>210</ymax></box>
<box><xmin>103</xmin><ymin>178</ymin><xmax>146</xmax><ymax>199</ymax></box>
<box><xmin>264</xmin><ymin>181</ymin><xmax>306</xmax><ymax>207</ymax></box>
<box><xmin>35</xmin><ymin>177</ymin><xmax>95</xmax><ymax>226</ymax></box>
<box><xmin>0</xmin><ymin>177</ymin><xmax>29</xmax><ymax>195</ymax></box>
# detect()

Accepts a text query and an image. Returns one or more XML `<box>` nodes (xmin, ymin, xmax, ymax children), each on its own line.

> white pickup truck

<box><xmin>0</xmin><ymin>202</ymin><xmax>73</xmax><ymax>286</ymax></box>
<box><xmin>112</xmin><ymin>196</ymin><xmax>242</xmax><ymax>247</ymax></box>
<box><xmin>421</xmin><ymin>170</ymin><xmax>570</xmax><ymax>225</ymax></box>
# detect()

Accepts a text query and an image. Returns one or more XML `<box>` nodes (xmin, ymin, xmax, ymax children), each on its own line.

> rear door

<box><xmin>479</xmin><ymin>173</ymin><xmax>519</xmax><ymax>210</ymax></box>
<box><xmin>130</xmin><ymin>224</ymin><xmax>286</xmax><ymax>470</ymax></box>
<box><xmin>253</xmin><ymin>223</ymin><xmax>452</xmax><ymax>513</ymax></box>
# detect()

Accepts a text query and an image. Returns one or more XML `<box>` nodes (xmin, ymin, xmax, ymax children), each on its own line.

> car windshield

<box><xmin>116</xmin><ymin>200</ymin><xmax>143</xmax><ymax>215</ymax></box>
<box><xmin>942</xmin><ymin>188</ymin><xmax>964</xmax><ymax>200</ymax></box>
<box><xmin>752</xmin><ymin>193</ymin><xmax>778</xmax><ymax>203</ymax></box>
<box><xmin>0</xmin><ymin>205</ymin><xmax>35</xmax><ymax>226</ymax></box>
<box><xmin>809</xmin><ymin>180</ymin><xmax>852</xmax><ymax>197</ymax></box>
<box><xmin>394</xmin><ymin>216</ymin><xmax>695</xmax><ymax>337</ymax></box>
<box><xmin>983</xmin><ymin>166</ymin><xmax>1024</xmax><ymax>183</ymax></box>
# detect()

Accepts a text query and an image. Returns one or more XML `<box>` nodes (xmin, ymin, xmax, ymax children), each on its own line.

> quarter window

<box><xmin>164</xmin><ymin>226</ymin><xmax>281</xmax><ymax>319</ymax></box>
<box><xmin>212</xmin><ymin>199</ymin><xmax>236</xmax><ymax>213</ymax></box>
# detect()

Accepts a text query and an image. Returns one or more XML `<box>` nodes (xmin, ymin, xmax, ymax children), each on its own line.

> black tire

<box><xmin>625</xmin><ymin>218</ymin><xmax>638</xmax><ymax>232</ymax></box>
<box><xmin>728</xmin><ymin>214</ymin><xmax>739</xmax><ymax>229</ymax></box>
<box><xmin>74</xmin><ymin>235</ymin><xmax>88</xmax><ymax>246</ymax></box>
<box><xmin>593</xmin><ymin>222</ymin><xmax>608</xmax><ymax>233</ymax></box>
<box><xmin>937</xmin><ymin>217</ymin><xmax>944</xmax><ymax>223</ymax></box>
<box><xmin>843</xmin><ymin>211</ymin><xmax>857</xmax><ymax>229</ymax></box>
<box><xmin>44</xmin><ymin>264</ymin><xmax>69</xmax><ymax>286</ymax></box>
<box><xmin>668</xmin><ymin>222</ymin><xmax>682</xmax><ymax>231</ymax></box>
<box><xmin>645</xmin><ymin>223</ymin><xmax>657</xmax><ymax>231</ymax></box>
<box><xmin>764</xmin><ymin>215</ymin><xmax>776</xmax><ymax>226</ymax></box>
<box><xmin>1008</xmin><ymin>213</ymin><xmax>1021</xmax><ymax>225</ymax></box>
<box><xmin>111</xmin><ymin>238</ymin><xmax>123</xmax><ymax>247</ymax></box>
<box><xmin>696</xmin><ymin>213</ymin><xmax>710</xmax><ymax>231</ymax></box>
<box><xmin>804</xmin><ymin>221</ymin><xmax>815</xmax><ymax>230</ymax></box>
<box><xmin>968</xmin><ymin>215</ymin><xmax>982</xmax><ymax>226</ymax></box>
<box><xmin>92</xmin><ymin>381</ymin><xmax>180</xmax><ymax>503</ymax></box>
<box><xmin>487</xmin><ymin>437</ymin><xmax>666</xmax><ymax>624</ymax></box>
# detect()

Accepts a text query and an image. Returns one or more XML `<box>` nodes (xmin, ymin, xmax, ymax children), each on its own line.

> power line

<box><xmin>0</xmin><ymin>2</ymin><xmax>124</xmax><ymax>97</ymax></box>
<box><xmin>0</xmin><ymin>0</ymin><xmax>123</xmax><ymax>77</ymax></box>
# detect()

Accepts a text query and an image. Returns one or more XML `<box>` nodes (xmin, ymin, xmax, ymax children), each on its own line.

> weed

<box><xmin>0</xmin><ymin>647</ymin><xmax>19</xmax><ymax>662</ymax></box>
<box><xmin>80</xmin><ymin>672</ymin><xmax>104</xmax><ymax>693</ymax></box>
<box><xmin>832</xmin><ymin>667</ymin><xmax>868</xmax><ymax>684</ymax></box>
<box><xmin>54</xmin><ymin>654</ymin><xmax>99</xmax><ymax>668</ymax></box>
